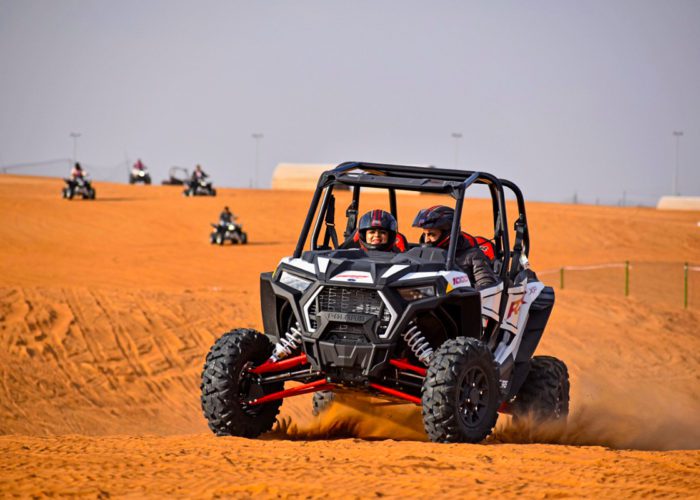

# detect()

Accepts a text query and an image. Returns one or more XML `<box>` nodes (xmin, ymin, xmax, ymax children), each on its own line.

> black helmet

<box><xmin>412</xmin><ymin>205</ymin><xmax>455</xmax><ymax>247</ymax></box>
<box><xmin>358</xmin><ymin>209</ymin><xmax>397</xmax><ymax>251</ymax></box>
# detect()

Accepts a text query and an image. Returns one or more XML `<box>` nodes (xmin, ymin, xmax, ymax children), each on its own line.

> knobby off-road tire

<box><xmin>312</xmin><ymin>390</ymin><xmax>335</xmax><ymax>416</ymax></box>
<box><xmin>201</xmin><ymin>329</ymin><xmax>283</xmax><ymax>438</ymax></box>
<box><xmin>422</xmin><ymin>337</ymin><xmax>500</xmax><ymax>443</ymax></box>
<box><xmin>511</xmin><ymin>355</ymin><xmax>569</xmax><ymax>423</ymax></box>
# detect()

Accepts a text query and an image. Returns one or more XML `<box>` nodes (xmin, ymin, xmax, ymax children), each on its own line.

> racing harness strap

<box><xmin>322</xmin><ymin>194</ymin><xmax>339</xmax><ymax>249</ymax></box>
<box><xmin>344</xmin><ymin>199</ymin><xmax>358</xmax><ymax>241</ymax></box>
<box><xmin>509</xmin><ymin>216</ymin><xmax>526</xmax><ymax>281</ymax></box>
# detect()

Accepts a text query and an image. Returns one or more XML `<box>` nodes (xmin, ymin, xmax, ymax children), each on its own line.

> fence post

<box><xmin>560</xmin><ymin>267</ymin><xmax>564</xmax><ymax>289</ymax></box>
<box><xmin>684</xmin><ymin>262</ymin><xmax>689</xmax><ymax>309</ymax></box>
<box><xmin>624</xmin><ymin>261</ymin><xmax>630</xmax><ymax>297</ymax></box>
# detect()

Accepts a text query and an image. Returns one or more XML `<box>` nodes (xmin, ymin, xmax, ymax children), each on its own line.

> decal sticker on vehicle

<box><xmin>452</xmin><ymin>275</ymin><xmax>470</xmax><ymax>286</ymax></box>
<box><xmin>330</xmin><ymin>271</ymin><xmax>374</xmax><ymax>284</ymax></box>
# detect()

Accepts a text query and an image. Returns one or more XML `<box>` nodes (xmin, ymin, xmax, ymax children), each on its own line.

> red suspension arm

<box><xmin>248</xmin><ymin>379</ymin><xmax>334</xmax><ymax>406</ymax></box>
<box><xmin>368</xmin><ymin>383</ymin><xmax>421</xmax><ymax>405</ymax></box>
<box><xmin>389</xmin><ymin>358</ymin><xmax>427</xmax><ymax>377</ymax></box>
<box><xmin>249</xmin><ymin>353</ymin><xmax>308</xmax><ymax>374</ymax></box>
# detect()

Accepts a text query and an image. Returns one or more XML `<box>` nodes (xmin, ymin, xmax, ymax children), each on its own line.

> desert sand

<box><xmin>1</xmin><ymin>174</ymin><xmax>699</xmax><ymax>498</ymax></box>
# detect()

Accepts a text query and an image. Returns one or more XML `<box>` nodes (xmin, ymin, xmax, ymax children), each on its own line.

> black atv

<box><xmin>201</xmin><ymin>162</ymin><xmax>569</xmax><ymax>443</ymax></box>
<box><xmin>184</xmin><ymin>178</ymin><xmax>216</xmax><ymax>197</ymax></box>
<box><xmin>210</xmin><ymin>220</ymin><xmax>248</xmax><ymax>245</ymax></box>
<box><xmin>62</xmin><ymin>177</ymin><xmax>96</xmax><ymax>200</ymax></box>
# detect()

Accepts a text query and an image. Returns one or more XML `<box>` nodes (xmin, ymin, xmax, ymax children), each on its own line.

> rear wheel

<box><xmin>422</xmin><ymin>337</ymin><xmax>500</xmax><ymax>443</ymax></box>
<box><xmin>511</xmin><ymin>356</ymin><xmax>569</xmax><ymax>423</ymax></box>
<box><xmin>201</xmin><ymin>329</ymin><xmax>283</xmax><ymax>438</ymax></box>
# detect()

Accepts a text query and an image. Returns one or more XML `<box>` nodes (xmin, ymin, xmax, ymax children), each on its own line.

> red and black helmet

<box><xmin>412</xmin><ymin>205</ymin><xmax>455</xmax><ymax>248</ymax></box>
<box><xmin>358</xmin><ymin>209</ymin><xmax>398</xmax><ymax>251</ymax></box>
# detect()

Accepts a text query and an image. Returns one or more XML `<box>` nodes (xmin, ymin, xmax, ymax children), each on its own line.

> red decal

<box><xmin>507</xmin><ymin>299</ymin><xmax>523</xmax><ymax>319</ymax></box>
<box><xmin>452</xmin><ymin>275</ymin><xmax>469</xmax><ymax>286</ymax></box>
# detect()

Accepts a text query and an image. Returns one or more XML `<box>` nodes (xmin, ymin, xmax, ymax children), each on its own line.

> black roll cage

<box><xmin>293</xmin><ymin>162</ymin><xmax>531</xmax><ymax>280</ymax></box>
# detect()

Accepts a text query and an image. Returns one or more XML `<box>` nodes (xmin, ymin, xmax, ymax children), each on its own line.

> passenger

<box><xmin>348</xmin><ymin>209</ymin><xmax>406</xmax><ymax>252</ymax></box>
<box><xmin>412</xmin><ymin>205</ymin><xmax>497</xmax><ymax>288</ymax></box>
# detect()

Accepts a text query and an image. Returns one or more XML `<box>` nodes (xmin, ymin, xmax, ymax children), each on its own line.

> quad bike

<box><xmin>129</xmin><ymin>167</ymin><xmax>152</xmax><ymax>184</ymax></box>
<box><xmin>62</xmin><ymin>177</ymin><xmax>96</xmax><ymax>200</ymax></box>
<box><xmin>184</xmin><ymin>178</ymin><xmax>216</xmax><ymax>197</ymax></box>
<box><xmin>210</xmin><ymin>221</ymin><xmax>248</xmax><ymax>245</ymax></box>
<box><xmin>201</xmin><ymin>162</ymin><xmax>569</xmax><ymax>443</ymax></box>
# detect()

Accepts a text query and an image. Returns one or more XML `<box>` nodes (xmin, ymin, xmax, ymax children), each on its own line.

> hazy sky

<box><xmin>1</xmin><ymin>0</ymin><xmax>698</xmax><ymax>204</ymax></box>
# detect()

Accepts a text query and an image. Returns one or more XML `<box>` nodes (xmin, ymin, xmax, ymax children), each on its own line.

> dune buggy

<box><xmin>201</xmin><ymin>162</ymin><xmax>569</xmax><ymax>443</ymax></box>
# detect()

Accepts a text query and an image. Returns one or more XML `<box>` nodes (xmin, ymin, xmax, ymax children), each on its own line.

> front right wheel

<box><xmin>422</xmin><ymin>337</ymin><xmax>500</xmax><ymax>443</ymax></box>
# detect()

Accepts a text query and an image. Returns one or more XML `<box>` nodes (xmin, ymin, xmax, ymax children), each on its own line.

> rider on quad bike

<box><xmin>63</xmin><ymin>162</ymin><xmax>96</xmax><ymax>200</ymax></box>
<box><xmin>200</xmin><ymin>162</ymin><xmax>569</xmax><ymax>443</ymax></box>
<box><xmin>184</xmin><ymin>164</ymin><xmax>216</xmax><ymax>196</ymax></box>
<box><xmin>210</xmin><ymin>206</ymin><xmax>247</xmax><ymax>245</ymax></box>
<box><xmin>129</xmin><ymin>158</ymin><xmax>152</xmax><ymax>184</ymax></box>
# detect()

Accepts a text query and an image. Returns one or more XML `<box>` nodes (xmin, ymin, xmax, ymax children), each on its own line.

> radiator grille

<box><xmin>307</xmin><ymin>286</ymin><xmax>392</xmax><ymax>336</ymax></box>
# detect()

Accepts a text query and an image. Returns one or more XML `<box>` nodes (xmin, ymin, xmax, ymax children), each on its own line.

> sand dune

<box><xmin>1</xmin><ymin>174</ymin><xmax>699</xmax><ymax>497</ymax></box>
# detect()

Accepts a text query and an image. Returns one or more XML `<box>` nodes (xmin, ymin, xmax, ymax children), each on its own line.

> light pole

<box><xmin>69</xmin><ymin>132</ymin><xmax>81</xmax><ymax>164</ymax></box>
<box><xmin>672</xmin><ymin>130</ymin><xmax>683</xmax><ymax>196</ymax></box>
<box><xmin>252</xmin><ymin>133</ymin><xmax>264</xmax><ymax>188</ymax></box>
<box><xmin>451</xmin><ymin>132</ymin><xmax>462</xmax><ymax>168</ymax></box>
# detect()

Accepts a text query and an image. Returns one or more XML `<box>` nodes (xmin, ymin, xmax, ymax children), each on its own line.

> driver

<box><xmin>69</xmin><ymin>162</ymin><xmax>88</xmax><ymax>189</ymax></box>
<box><xmin>219</xmin><ymin>206</ymin><xmax>235</xmax><ymax>225</ymax></box>
<box><xmin>71</xmin><ymin>162</ymin><xmax>85</xmax><ymax>179</ymax></box>
<box><xmin>190</xmin><ymin>164</ymin><xmax>208</xmax><ymax>189</ymax></box>
<box><xmin>412</xmin><ymin>205</ymin><xmax>497</xmax><ymax>288</ymax></box>
<box><xmin>351</xmin><ymin>209</ymin><xmax>406</xmax><ymax>252</ymax></box>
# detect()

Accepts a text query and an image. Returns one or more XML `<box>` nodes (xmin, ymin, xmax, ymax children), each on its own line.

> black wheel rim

<box><xmin>237</xmin><ymin>361</ymin><xmax>266</xmax><ymax>416</ymax></box>
<box><xmin>457</xmin><ymin>366</ymin><xmax>490</xmax><ymax>428</ymax></box>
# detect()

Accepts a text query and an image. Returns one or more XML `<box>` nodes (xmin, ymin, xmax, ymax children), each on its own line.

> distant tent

<box><xmin>657</xmin><ymin>196</ymin><xmax>700</xmax><ymax>211</ymax></box>
<box><xmin>271</xmin><ymin>163</ymin><xmax>335</xmax><ymax>190</ymax></box>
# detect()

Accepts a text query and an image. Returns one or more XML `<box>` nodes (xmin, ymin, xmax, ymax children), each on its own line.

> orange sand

<box><xmin>1</xmin><ymin>174</ymin><xmax>699</xmax><ymax>497</ymax></box>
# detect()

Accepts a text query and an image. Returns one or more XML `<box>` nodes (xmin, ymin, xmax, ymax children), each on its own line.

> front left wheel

<box><xmin>422</xmin><ymin>337</ymin><xmax>500</xmax><ymax>443</ymax></box>
<box><xmin>201</xmin><ymin>329</ymin><xmax>283</xmax><ymax>438</ymax></box>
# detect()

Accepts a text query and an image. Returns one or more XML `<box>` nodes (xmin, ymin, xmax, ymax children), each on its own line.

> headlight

<box><xmin>397</xmin><ymin>285</ymin><xmax>435</xmax><ymax>301</ymax></box>
<box><xmin>279</xmin><ymin>271</ymin><xmax>312</xmax><ymax>292</ymax></box>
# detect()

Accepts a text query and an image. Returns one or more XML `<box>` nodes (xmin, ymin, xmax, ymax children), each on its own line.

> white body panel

<box><xmin>480</xmin><ymin>282</ymin><xmax>504</xmax><ymax>322</ymax></box>
<box><xmin>494</xmin><ymin>279</ymin><xmax>545</xmax><ymax>365</ymax></box>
